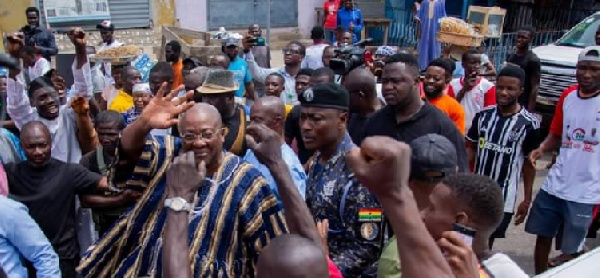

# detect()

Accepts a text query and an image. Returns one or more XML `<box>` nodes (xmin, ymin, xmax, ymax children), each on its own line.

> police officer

<box><xmin>301</xmin><ymin>83</ymin><xmax>381</xmax><ymax>277</ymax></box>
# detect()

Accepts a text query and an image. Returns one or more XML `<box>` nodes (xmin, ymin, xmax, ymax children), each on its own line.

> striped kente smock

<box><xmin>77</xmin><ymin>135</ymin><xmax>287</xmax><ymax>277</ymax></box>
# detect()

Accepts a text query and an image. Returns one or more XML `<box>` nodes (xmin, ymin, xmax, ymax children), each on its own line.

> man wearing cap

<box><xmin>302</xmin><ymin>27</ymin><xmax>329</xmax><ymax>70</ymax></box>
<box><xmin>527</xmin><ymin>46</ymin><xmax>600</xmax><ymax>274</ymax></box>
<box><xmin>96</xmin><ymin>20</ymin><xmax>123</xmax><ymax>52</ymax></box>
<box><xmin>223</xmin><ymin>38</ymin><xmax>256</xmax><ymax>104</ymax></box>
<box><xmin>377</xmin><ymin>133</ymin><xmax>458</xmax><ymax>278</ymax></box>
<box><xmin>301</xmin><ymin>83</ymin><xmax>381</xmax><ymax>277</ymax></box>
<box><xmin>199</xmin><ymin>69</ymin><xmax>247</xmax><ymax>156</ymax></box>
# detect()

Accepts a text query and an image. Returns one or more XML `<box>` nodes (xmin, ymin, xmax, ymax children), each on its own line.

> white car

<box><xmin>532</xmin><ymin>12</ymin><xmax>600</xmax><ymax>114</ymax></box>
<box><xmin>534</xmin><ymin>247</ymin><xmax>600</xmax><ymax>277</ymax></box>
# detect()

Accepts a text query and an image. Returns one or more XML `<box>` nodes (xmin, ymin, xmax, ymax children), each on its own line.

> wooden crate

<box><xmin>160</xmin><ymin>26</ymin><xmax>222</xmax><ymax>65</ymax></box>
<box><xmin>467</xmin><ymin>6</ymin><xmax>506</xmax><ymax>38</ymax></box>
<box><xmin>437</xmin><ymin>31</ymin><xmax>483</xmax><ymax>47</ymax></box>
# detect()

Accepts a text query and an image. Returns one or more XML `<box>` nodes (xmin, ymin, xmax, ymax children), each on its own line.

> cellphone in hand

<box><xmin>452</xmin><ymin>223</ymin><xmax>477</xmax><ymax>247</ymax></box>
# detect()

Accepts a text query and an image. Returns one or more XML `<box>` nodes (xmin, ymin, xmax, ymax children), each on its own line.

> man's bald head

<box><xmin>178</xmin><ymin>103</ymin><xmax>225</xmax><ymax>170</ymax></box>
<box><xmin>178</xmin><ymin>103</ymin><xmax>222</xmax><ymax>133</ymax></box>
<box><xmin>256</xmin><ymin>234</ymin><xmax>328</xmax><ymax>278</ymax></box>
<box><xmin>20</xmin><ymin>121</ymin><xmax>52</xmax><ymax>168</ymax></box>
<box><xmin>253</xmin><ymin>96</ymin><xmax>286</xmax><ymax>117</ymax></box>
<box><xmin>344</xmin><ymin>68</ymin><xmax>378</xmax><ymax>114</ymax></box>
<box><xmin>20</xmin><ymin>121</ymin><xmax>50</xmax><ymax>142</ymax></box>
<box><xmin>251</xmin><ymin>96</ymin><xmax>286</xmax><ymax>134</ymax></box>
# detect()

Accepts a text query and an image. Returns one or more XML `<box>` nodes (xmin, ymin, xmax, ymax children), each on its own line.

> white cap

<box><xmin>578</xmin><ymin>46</ymin><xmax>600</xmax><ymax>62</ymax></box>
<box><xmin>133</xmin><ymin>83</ymin><xmax>151</xmax><ymax>94</ymax></box>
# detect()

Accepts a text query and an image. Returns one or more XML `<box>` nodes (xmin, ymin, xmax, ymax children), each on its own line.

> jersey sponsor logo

<box><xmin>479</xmin><ymin>138</ymin><xmax>513</xmax><ymax>154</ymax></box>
<box><xmin>572</xmin><ymin>128</ymin><xmax>586</xmax><ymax>142</ymax></box>
<box><xmin>508</xmin><ymin>127</ymin><xmax>521</xmax><ymax>142</ymax></box>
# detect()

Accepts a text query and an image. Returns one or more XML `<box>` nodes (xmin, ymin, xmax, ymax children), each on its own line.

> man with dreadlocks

<box><xmin>5</xmin><ymin>28</ymin><xmax>96</xmax><ymax>164</ymax></box>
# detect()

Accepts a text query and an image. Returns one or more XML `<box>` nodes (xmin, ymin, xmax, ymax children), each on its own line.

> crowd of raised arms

<box><xmin>1</xmin><ymin>2</ymin><xmax>600</xmax><ymax>278</ymax></box>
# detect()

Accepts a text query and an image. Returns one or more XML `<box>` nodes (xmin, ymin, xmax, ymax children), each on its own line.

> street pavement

<box><xmin>493</xmin><ymin>156</ymin><xmax>600</xmax><ymax>276</ymax></box>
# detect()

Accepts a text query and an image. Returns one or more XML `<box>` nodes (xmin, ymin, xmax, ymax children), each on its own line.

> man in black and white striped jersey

<box><xmin>466</xmin><ymin>65</ymin><xmax>540</xmax><ymax>249</ymax></box>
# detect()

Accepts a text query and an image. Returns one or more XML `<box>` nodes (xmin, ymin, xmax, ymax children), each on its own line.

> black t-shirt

<box><xmin>358</xmin><ymin>104</ymin><xmax>469</xmax><ymax>172</ymax></box>
<box><xmin>507</xmin><ymin>51</ymin><xmax>541</xmax><ymax>108</ymax></box>
<box><xmin>347</xmin><ymin>113</ymin><xmax>370</xmax><ymax>145</ymax></box>
<box><xmin>5</xmin><ymin>159</ymin><xmax>102</xmax><ymax>259</ymax></box>
<box><xmin>223</xmin><ymin>105</ymin><xmax>247</xmax><ymax>156</ymax></box>
<box><xmin>284</xmin><ymin>105</ymin><xmax>314</xmax><ymax>164</ymax></box>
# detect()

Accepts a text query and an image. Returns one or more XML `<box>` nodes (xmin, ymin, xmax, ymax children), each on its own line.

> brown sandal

<box><xmin>548</xmin><ymin>251</ymin><xmax>586</xmax><ymax>268</ymax></box>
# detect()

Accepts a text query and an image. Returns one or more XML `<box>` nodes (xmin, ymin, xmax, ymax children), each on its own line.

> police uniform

<box><xmin>301</xmin><ymin>83</ymin><xmax>382</xmax><ymax>277</ymax></box>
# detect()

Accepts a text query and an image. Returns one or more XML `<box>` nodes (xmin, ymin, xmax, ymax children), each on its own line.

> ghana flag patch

<box><xmin>358</xmin><ymin>208</ymin><xmax>382</xmax><ymax>222</ymax></box>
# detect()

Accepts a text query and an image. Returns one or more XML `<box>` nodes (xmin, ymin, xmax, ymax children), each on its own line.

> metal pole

<box><xmin>567</xmin><ymin>0</ymin><xmax>575</xmax><ymax>27</ymax></box>
<box><xmin>266</xmin><ymin>0</ymin><xmax>271</xmax><ymax>45</ymax></box>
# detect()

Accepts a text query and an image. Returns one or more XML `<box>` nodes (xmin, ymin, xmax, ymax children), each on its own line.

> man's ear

<box><xmin>455</xmin><ymin>211</ymin><xmax>469</xmax><ymax>225</ymax></box>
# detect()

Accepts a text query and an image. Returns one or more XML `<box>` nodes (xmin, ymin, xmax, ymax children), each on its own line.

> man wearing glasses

<box><xmin>243</xmin><ymin>36</ymin><xmax>305</xmax><ymax>106</ymax></box>
<box><xmin>78</xmin><ymin>72</ymin><xmax>286</xmax><ymax>277</ymax></box>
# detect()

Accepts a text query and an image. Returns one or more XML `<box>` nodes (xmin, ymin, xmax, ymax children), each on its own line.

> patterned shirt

<box><xmin>78</xmin><ymin>135</ymin><xmax>288</xmax><ymax>277</ymax></box>
<box><xmin>306</xmin><ymin>133</ymin><xmax>381</xmax><ymax>277</ymax></box>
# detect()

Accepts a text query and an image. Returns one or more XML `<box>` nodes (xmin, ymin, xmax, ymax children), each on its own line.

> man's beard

<box><xmin>424</xmin><ymin>88</ymin><xmax>443</xmax><ymax>99</ymax></box>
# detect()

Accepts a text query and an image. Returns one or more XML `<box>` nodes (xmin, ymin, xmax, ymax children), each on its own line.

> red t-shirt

<box><xmin>328</xmin><ymin>258</ymin><xmax>343</xmax><ymax>278</ymax></box>
<box><xmin>323</xmin><ymin>0</ymin><xmax>341</xmax><ymax>30</ymax></box>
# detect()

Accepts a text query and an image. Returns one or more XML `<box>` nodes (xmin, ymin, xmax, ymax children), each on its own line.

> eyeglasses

<box><xmin>282</xmin><ymin>49</ymin><xmax>301</xmax><ymax>55</ymax></box>
<box><xmin>182</xmin><ymin>128</ymin><xmax>223</xmax><ymax>142</ymax></box>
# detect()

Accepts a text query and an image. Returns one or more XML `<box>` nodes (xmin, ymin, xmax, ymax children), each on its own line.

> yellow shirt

<box><xmin>109</xmin><ymin>90</ymin><xmax>134</xmax><ymax>113</ymax></box>
<box><xmin>285</xmin><ymin>105</ymin><xmax>293</xmax><ymax>118</ymax></box>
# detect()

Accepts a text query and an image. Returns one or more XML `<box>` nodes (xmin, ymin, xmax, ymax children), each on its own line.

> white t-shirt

<box><xmin>301</xmin><ymin>43</ymin><xmax>328</xmax><ymax>70</ymax></box>
<box><xmin>447</xmin><ymin>77</ymin><xmax>497</xmax><ymax>131</ymax></box>
<box><xmin>542</xmin><ymin>86</ymin><xmax>600</xmax><ymax>204</ymax></box>
<box><xmin>481</xmin><ymin>253</ymin><xmax>528</xmax><ymax>278</ymax></box>
<box><xmin>27</xmin><ymin>57</ymin><xmax>51</xmax><ymax>81</ymax></box>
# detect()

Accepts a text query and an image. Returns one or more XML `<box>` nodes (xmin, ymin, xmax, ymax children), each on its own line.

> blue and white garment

<box><xmin>244</xmin><ymin>143</ymin><xmax>307</xmax><ymax>200</ymax></box>
<box><xmin>78</xmin><ymin>135</ymin><xmax>287</xmax><ymax>277</ymax></box>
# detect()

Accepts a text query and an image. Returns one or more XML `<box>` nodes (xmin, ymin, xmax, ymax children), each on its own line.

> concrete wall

<box><xmin>154</xmin><ymin>0</ymin><xmax>177</xmax><ymax>27</ymax></box>
<box><xmin>175</xmin><ymin>0</ymin><xmax>208</xmax><ymax>31</ymax></box>
<box><xmin>298</xmin><ymin>0</ymin><xmax>321</xmax><ymax>36</ymax></box>
<box><xmin>174</xmin><ymin>0</ymin><xmax>320</xmax><ymax>35</ymax></box>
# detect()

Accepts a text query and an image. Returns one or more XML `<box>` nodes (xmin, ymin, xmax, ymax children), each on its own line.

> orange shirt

<box><xmin>428</xmin><ymin>93</ymin><xmax>466</xmax><ymax>135</ymax></box>
<box><xmin>172</xmin><ymin>59</ymin><xmax>183</xmax><ymax>90</ymax></box>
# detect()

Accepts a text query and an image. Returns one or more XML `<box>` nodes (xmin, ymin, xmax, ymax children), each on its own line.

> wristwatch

<box><xmin>164</xmin><ymin>197</ymin><xmax>192</xmax><ymax>212</ymax></box>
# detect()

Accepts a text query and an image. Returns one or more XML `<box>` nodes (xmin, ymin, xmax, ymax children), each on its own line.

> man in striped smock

<box><xmin>466</xmin><ymin>65</ymin><xmax>540</xmax><ymax>248</ymax></box>
<box><xmin>77</xmin><ymin>84</ymin><xmax>287</xmax><ymax>277</ymax></box>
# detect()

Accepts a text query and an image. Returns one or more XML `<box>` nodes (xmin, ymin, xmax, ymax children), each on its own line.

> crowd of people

<box><xmin>1</xmin><ymin>3</ymin><xmax>600</xmax><ymax>278</ymax></box>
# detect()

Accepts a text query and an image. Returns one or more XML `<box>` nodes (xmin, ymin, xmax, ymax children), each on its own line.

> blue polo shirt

<box><xmin>229</xmin><ymin>56</ymin><xmax>253</xmax><ymax>97</ymax></box>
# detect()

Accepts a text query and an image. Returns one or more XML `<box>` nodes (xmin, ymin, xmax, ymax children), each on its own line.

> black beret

<box><xmin>299</xmin><ymin>83</ymin><xmax>349</xmax><ymax>111</ymax></box>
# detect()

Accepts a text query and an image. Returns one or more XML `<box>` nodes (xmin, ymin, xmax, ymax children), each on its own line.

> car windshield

<box><xmin>556</xmin><ymin>13</ymin><xmax>600</xmax><ymax>48</ymax></box>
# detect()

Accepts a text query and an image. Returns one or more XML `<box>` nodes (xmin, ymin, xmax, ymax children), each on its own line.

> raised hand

<box><xmin>140</xmin><ymin>82</ymin><xmax>194</xmax><ymax>130</ymax></box>
<box><xmin>346</xmin><ymin>136</ymin><xmax>412</xmax><ymax>199</ymax></box>
<box><xmin>70</xmin><ymin>96</ymin><xmax>90</xmax><ymax>115</ymax></box>
<box><xmin>166</xmin><ymin>151</ymin><xmax>207</xmax><ymax>199</ymax></box>
<box><xmin>242</xmin><ymin>32</ymin><xmax>257</xmax><ymax>52</ymax></box>
<box><xmin>245</xmin><ymin>123</ymin><xmax>283</xmax><ymax>167</ymax></box>
<box><xmin>67</xmin><ymin>27</ymin><xmax>87</xmax><ymax>48</ymax></box>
